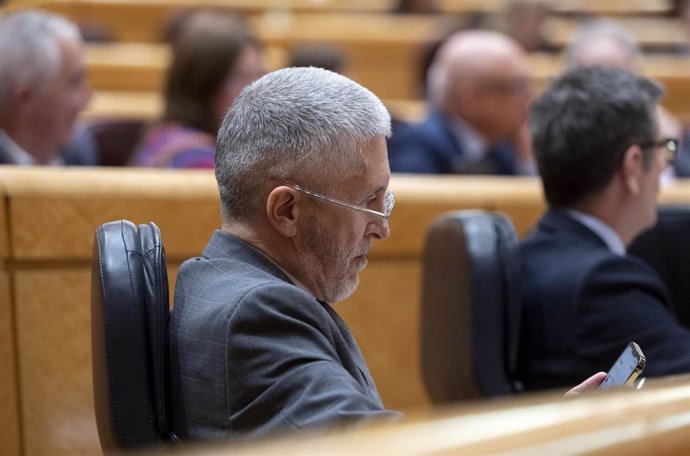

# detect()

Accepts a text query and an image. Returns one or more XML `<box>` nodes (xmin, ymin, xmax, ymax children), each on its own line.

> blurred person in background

<box><xmin>131</xmin><ymin>10</ymin><xmax>264</xmax><ymax>169</ymax></box>
<box><xmin>0</xmin><ymin>9</ymin><xmax>93</xmax><ymax>165</ymax></box>
<box><xmin>499</xmin><ymin>0</ymin><xmax>556</xmax><ymax>53</ymax></box>
<box><xmin>388</xmin><ymin>30</ymin><xmax>534</xmax><ymax>175</ymax></box>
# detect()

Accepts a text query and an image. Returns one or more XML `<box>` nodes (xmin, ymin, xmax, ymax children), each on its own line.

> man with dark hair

<box><xmin>519</xmin><ymin>66</ymin><xmax>690</xmax><ymax>391</ymax></box>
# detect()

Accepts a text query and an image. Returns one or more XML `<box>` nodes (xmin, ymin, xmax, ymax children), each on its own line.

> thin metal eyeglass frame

<box><xmin>277</xmin><ymin>179</ymin><xmax>395</xmax><ymax>227</ymax></box>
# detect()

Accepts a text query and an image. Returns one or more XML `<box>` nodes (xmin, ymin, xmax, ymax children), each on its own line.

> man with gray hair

<box><xmin>169</xmin><ymin>67</ymin><xmax>399</xmax><ymax>440</ymax></box>
<box><xmin>565</xmin><ymin>19</ymin><xmax>641</xmax><ymax>70</ymax></box>
<box><xmin>519</xmin><ymin>66</ymin><xmax>690</xmax><ymax>391</ymax></box>
<box><xmin>0</xmin><ymin>9</ymin><xmax>92</xmax><ymax>165</ymax></box>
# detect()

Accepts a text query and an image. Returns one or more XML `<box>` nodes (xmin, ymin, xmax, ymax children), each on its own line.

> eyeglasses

<box><xmin>476</xmin><ymin>77</ymin><xmax>531</xmax><ymax>95</ymax></box>
<box><xmin>639</xmin><ymin>138</ymin><xmax>679</xmax><ymax>165</ymax></box>
<box><xmin>278</xmin><ymin>179</ymin><xmax>395</xmax><ymax>229</ymax></box>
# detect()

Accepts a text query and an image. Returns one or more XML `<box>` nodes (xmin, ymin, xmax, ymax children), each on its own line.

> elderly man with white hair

<box><xmin>0</xmin><ymin>10</ymin><xmax>92</xmax><ymax>165</ymax></box>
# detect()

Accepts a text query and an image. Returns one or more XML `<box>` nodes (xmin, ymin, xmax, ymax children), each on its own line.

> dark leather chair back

<box><xmin>421</xmin><ymin>210</ymin><xmax>522</xmax><ymax>403</ymax></box>
<box><xmin>91</xmin><ymin>220</ymin><xmax>176</xmax><ymax>453</ymax></box>
<box><xmin>86</xmin><ymin>118</ymin><xmax>147</xmax><ymax>166</ymax></box>
<box><xmin>629</xmin><ymin>205</ymin><xmax>690</xmax><ymax>328</ymax></box>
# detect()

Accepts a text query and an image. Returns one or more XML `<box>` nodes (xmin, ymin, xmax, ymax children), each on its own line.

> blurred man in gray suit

<box><xmin>0</xmin><ymin>10</ymin><xmax>93</xmax><ymax>165</ymax></box>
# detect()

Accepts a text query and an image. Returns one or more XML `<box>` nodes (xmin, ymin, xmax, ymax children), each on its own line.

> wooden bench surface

<box><xmin>195</xmin><ymin>375</ymin><xmax>690</xmax><ymax>456</ymax></box>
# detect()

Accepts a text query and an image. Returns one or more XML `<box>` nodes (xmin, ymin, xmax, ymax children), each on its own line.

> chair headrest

<box><xmin>91</xmin><ymin>220</ymin><xmax>172</xmax><ymax>452</ymax></box>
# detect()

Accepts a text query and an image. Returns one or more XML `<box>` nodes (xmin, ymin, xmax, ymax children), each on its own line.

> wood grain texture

<box><xmin>179</xmin><ymin>375</ymin><xmax>690</xmax><ymax>456</ymax></box>
<box><xmin>0</xmin><ymin>273</ymin><xmax>20</xmax><ymax>456</ymax></box>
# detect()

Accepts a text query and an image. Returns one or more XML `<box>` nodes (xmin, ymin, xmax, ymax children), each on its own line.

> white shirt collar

<box><xmin>0</xmin><ymin>129</ymin><xmax>64</xmax><ymax>166</ymax></box>
<box><xmin>449</xmin><ymin>115</ymin><xmax>487</xmax><ymax>163</ymax></box>
<box><xmin>0</xmin><ymin>129</ymin><xmax>34</xmax><ymax>165</ymax></box>
<box><xmin>566</xmin><ymin>209</ymin><xmax>626</xmax><ymax>256</ymax></box>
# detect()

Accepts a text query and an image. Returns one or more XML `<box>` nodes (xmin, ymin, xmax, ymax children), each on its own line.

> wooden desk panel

<box><xmin>1</xmin><ymin>167</ymin><xmax>220</xmax><ymax>261</ymax></box>
<box><xmin>183</xmin><ymin>376</ymin><xmax>690</xmax><ymax>455</ymax></box>
<box><xmin>15</xmin><ymin>265</ymin><xmax>181</xmax><ymax>456</ymax></box>
<box><xmin>339</xmin><ymin>260</ymin><xmax>428</xmax><ymax>411</ymax></box>
<box><xmin>15</xmin><ymin>269</ymin><xmax>98</xmax><ymax>456</ymax></box>
<box><xmin>0</xmin><ymin>273</ymin><xmax>20</xmax><ymax>456</ymax></box>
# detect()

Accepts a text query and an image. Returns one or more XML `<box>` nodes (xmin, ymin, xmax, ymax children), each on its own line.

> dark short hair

<box><xmin>163</xmin><ymin>10</ymin><xmax>257</xmax><ymax>135</ymax></box>
<box><xmin>530</xmin><ymin>66</ymin><xmax>663</xmax><ymax>208</ymax></box>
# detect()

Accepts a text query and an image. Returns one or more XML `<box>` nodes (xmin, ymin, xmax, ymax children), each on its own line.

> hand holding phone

<box><xmin>599</xmin><ymin>342</ymin><xmax>646</xmax><ymax>389</ymax></box>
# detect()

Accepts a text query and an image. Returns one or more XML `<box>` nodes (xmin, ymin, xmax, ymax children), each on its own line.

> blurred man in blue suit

<box><xmin>388</xmin><ymin>30</ymin><xmax>534</xmax><ymax>175</ymax></box>
<box><xmin>520</xmin><ymin>66</ymin><xmax>690</xmax><ymax>391</ymax></box>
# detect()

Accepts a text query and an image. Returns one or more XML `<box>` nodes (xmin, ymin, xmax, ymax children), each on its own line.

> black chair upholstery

<box><xmin>91</xmin><ymin>220</ymin><xmax>177</xmax><ymax>453</ymax></box>
<box><xmin>421</xmin><ymin>210</ymin><xmax>522</xmax><ymax>403</ymax></box>
<box><xmin>629</xmin><ymin>205</ymin><xmax>690</xmax><ymax>328</ymax></box>
<box><xmin>86</xmin><ymin>118</ymin><xmax>147</xmax><ymax>166</ymax></box>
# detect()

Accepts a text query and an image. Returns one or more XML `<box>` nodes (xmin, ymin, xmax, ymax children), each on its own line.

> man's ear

<box><xmin>266</xmin><ymin>186</ymin><xmax>300</xmax><ymax>237</ymax></box>
<box><xmin>620</xmin><ymin>144</ymin><xmax>644</xmax><ymax>194</ymax></box>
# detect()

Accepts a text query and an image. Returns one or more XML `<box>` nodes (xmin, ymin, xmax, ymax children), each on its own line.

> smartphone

<box><xmin>599</xmin><ymin>342</ymin><xmax>646</xmax><ymax>389</ymax></box>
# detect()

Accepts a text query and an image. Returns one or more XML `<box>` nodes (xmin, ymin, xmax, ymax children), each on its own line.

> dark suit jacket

<box><xmin>519</xmin><ymin>209</ymin><xmax>690</xmax><ymax>391</ymax></box>
<box><xmin>0</xmin><ymin>128</ymin><xmax>98</xmax><ymax>165</ymax></box>
<box><xmin>0</xmin><ymin>139</ymin><xmax>16</xmax><ymax>164</ymax></box>
<box><xmin>169</xmin><ymin>230</ymin><xmax>396</xmax><ymax>441</ymax></box>
<box><xmin>387</xmin><ymin>109</ymin><xmax>518</xmax><ymax>175</ymax></box>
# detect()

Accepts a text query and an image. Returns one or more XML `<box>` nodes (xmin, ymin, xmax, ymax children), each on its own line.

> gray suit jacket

<box><xmin>169</xmin><ymin>230</ymin><xmax>396</xmax><ymax>441</ymax></box>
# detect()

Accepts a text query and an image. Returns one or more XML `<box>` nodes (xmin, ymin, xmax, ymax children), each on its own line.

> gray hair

<box><xmin>0</xmin><ymin>10</ymin><xmax>80</xmax><ymax>108</ymax></box>
<box><xmin>216</xmin><ymin>67</ymin><xmax>391</xmax><ymax>222</ymax></box>
<box><xmin>565</xmin><ymin>19</ymin><xmax>640</xmax><ymax>70</ymax></box>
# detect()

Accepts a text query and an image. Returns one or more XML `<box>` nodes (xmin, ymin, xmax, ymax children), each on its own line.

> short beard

<box><xmin>302</xmin><ymin>217</ymin><xmax>361</xmax><ymax>303</ymax></box>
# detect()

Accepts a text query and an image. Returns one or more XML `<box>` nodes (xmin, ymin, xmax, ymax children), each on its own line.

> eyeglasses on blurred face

<box><xmin>639</xmin><ymin>138</ymin><xmax>679</xmax><ymax>165</ymax></box>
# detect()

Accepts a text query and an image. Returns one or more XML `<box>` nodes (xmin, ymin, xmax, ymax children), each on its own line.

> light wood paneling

<box><xmin>171</xmin><ymin>375</ymin><xmax>690</xmax><ymax>456</ymax></box>
<box><xmin>15</xmin><ymin>270</ymin><xmax>97</xmax><ymax>456</ymax></box>
<box><xmin>14</xmin><ymin>265</ymin><xmax>181</xmax><ymax>456</ymax></box>
<box><xmin>0</xmin><ymin>273</ymin><xmax>20</xmax><ymax>456</ymax></box>
<box><xmin>1</xmin><ymin>167</ymin><xmax>220</xmax><ymax>261</ymax></box>
<box><xmin>340</xmin><ymin>260</ymin><xmax>427</xmax><ymax>411</ymax></box>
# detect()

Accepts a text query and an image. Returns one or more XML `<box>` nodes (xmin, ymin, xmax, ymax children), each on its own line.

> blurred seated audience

<box><xmin>393</xmin><ymin>0</ymin><xmax>439</xmax><ymax>14</ymax></box>
<box><xmin>498</xmin><ymin>0</ymin><xmax>556</xmax><ymax>53</ymax></box>
<box><xmin>520</xmin><ymin>66</ymin><xmax>690</xmax><ymax>391</ymax></box>
<box><xmin>388</xmin><ymin>30</ymin><xmax>534</xmax><ymax>174</ymax></box>
<box><xmin>565</xmin><ymin>19</ymin><xmax>641</xmax><ymax>71</ymax></box>
<box><xmin>0</xmin><ymin>10</ymin><xmax>93</xmax><ymax>165</ymax></box>
<box><xmin>131</xmin><ymin>10</ymin><xmax>264</xmax><ymax>169</ymax></box>
<box><xmin>565</xmin><ymin>18</ymin><xmax>690</xmax><ymax>177</ymax></box>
